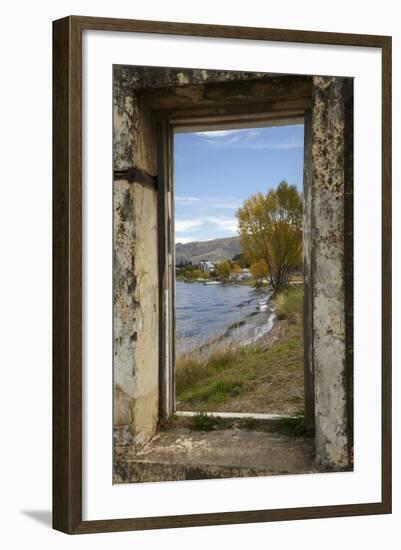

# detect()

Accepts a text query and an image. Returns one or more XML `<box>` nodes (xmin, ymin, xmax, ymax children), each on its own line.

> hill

<box><xmin>175</xmin><ymin>236</ymin><xmax>241</xmax><ymax>265</ymax></box>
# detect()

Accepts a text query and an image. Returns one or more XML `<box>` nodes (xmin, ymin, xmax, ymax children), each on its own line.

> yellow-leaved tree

<box><xmin>236</xmin><ymin>181</ymin><xmax>302</xmax><ymax>291</ymax></box>
<box><xmin>231</xmin><ymin>263</ymin><xmax>242</xmax><ymax>276</ymax></box>
<box><xmin>216</xmin><ymin>260</ymin><xmax>232</xmax><ymax>282</ymax></box>
<box><xmin>249</xmin><ymin>259</ymin><xmax>269</xmax><ymax>286</ymax></box>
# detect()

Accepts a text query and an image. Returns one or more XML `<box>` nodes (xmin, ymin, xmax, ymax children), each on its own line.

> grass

<box><xmin>189</xmin><ymin>411</ymin><xmax>219</xmax><ymax>431</ymax></box>
<box><xmin>176</xmin><ymin>285</ymin><xmax>304</xmax><ymax>414</ymax></box>
<box><xmin>162</xmin><ymin>411</ymin><xmax>313</xmax><ymax>438</ymax></box>
<box><xmin>274</xmin><ymin>286</ymin><xmax>303</xmax><ymax>323</ymax></box>
<box><xmin>176</xmin><ymin>345</ymin><xmax>251</xmax><ymax>406</ymax></box>
<box><xmin>238</xmin><ymin>413</ymin><xmax>313</xmax><ymax>437</ymax></box>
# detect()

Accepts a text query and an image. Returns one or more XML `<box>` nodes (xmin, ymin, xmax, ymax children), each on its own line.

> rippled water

<box><xmin>175</xmin><ymin>281</ymin><xmax>276</xmax><ymax>353</ymax></box>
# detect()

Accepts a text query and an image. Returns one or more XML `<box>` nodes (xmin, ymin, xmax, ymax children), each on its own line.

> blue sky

<box><xmin>174</xmin><ymin>124</ymin><xmax>304</xmax><ymax>244</ymax></box>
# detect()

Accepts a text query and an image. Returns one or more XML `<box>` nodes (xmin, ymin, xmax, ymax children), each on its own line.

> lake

<box><xmin>175</xmin><ymin>281</ymin><xmax>276</xmax><ymax>354</ymax></box>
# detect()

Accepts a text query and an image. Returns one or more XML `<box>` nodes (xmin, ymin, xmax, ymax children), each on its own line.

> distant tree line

<box><xmin>176</xmin><ymin>259</ymin><xmax>244</xmax><ymax>282</ymax></box>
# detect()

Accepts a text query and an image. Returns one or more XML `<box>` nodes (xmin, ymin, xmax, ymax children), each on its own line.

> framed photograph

<box><xmin>53</xmin><ymin>16</ymin><xmax>392</xmax><ymax>534</ymax></box>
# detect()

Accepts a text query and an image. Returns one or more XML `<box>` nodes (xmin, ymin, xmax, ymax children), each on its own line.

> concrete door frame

<box><xmin>113</xmin><ymin>67</ymin><xmax>353</xmax><ymax>470</ymax></box>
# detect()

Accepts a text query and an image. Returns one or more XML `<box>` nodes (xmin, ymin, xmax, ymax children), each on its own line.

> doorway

<box><xmin>173</xmin><ymin>124</ymin><xmax>305</xmax><ymax>420</ymax></box>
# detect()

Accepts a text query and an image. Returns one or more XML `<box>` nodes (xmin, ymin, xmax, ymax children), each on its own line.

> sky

<box><xmin>174</xmin><ymin>124</ymin><xmax>304</xmax><ymax>244</ymax></box>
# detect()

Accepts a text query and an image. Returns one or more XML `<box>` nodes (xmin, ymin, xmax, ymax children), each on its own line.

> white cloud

<box><xmin>175</xmin><ymin>219</ymin><xmax>203</xmax><ymax>232</ymax></box>
<box><xmin>205</xmin><ymin>216</ymin><xmax>238</xmax><ymax>234</ymax></box>
<box><xmin>195</xmin><ymin>130</ymin><xmax>235</xmax><ymax>138</ymax></box>
<box><xmin>210</xmin><ymin>200</ymin><xmax>242</xmax><ymax>209</ymax></box>
<box><xmin>175</xmin><ymin>236</ymin><xmax>194</xmax><ymax>244</ymax></box>
<box><xmin>194</xmin><ymin>127</ymin><xmax>303</xmax><ymax>150</ymax></box>
<box><xmin>175</xmin><ymin>196</ymin><xmax>201</xmax><ymax>205</ymax></box>
<box><xmin>175</xmin><ymin>216</ymin><xmax>239</xmax><ymax>237</ymax></box>
<box><xmin>175</xmin><ymin>196</ymin><xmax>241</xmax><ymax>210</ymax></box>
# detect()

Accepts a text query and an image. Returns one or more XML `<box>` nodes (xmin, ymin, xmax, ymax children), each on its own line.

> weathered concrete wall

<box><xmin>113</xmin><ymin>71</ymin><xmax>159</xmax><ymax>450</ymax></box>
<box><xmin>310</xmin><ymin>76</ymin><xmax>351</xmax><ymax>470</ymax></box>
<box><xmin>113</xmin><ymin>179</ymin><xmax>159</xmax><ymax>449</ymax></box>
<box><xmin>343</xmin><ymin>79</ymin><xmax>354</xmax><ymax>465</ymax></box>
<box><xmin>303</xmin><ymin>109</ymin><xmax>315</xmax><ymax>432</ymax></box>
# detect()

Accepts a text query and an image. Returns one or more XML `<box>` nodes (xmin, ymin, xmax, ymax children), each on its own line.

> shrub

<box><xmin>270</xmin><ymin>413</ymin><xmax>313</xmax><ymax>437</ymax></box>
<box><xmin>189</xmin><ymin>411</ymin><xmax>218</xmax><ymax>432</ymax></box>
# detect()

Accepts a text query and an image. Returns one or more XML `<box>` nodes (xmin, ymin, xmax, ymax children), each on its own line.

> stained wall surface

<box><xmin>113</xmin><ymin>69</ymin><xmax>159</xmax><ymax>450</ymax></box>
<box><xmin>310</xmin><ymin>76</ymin><xmax>352</xmax><ymax>469</ymax></box>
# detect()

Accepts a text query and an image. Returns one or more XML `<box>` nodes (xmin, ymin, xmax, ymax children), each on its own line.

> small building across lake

<box><xmin>199</xmin><ymin>260</ymin><xmax>215</xmax><ymax>273</ymax></box>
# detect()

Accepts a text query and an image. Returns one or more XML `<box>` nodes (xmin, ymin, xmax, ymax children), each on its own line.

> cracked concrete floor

<box><xmin>114</xmin><ymin>427</ymin><xmax>317</xmax><ymax>483</ymax></box>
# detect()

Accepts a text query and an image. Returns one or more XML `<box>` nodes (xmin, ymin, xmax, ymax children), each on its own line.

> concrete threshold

<box><xmin>175</xmin><ymin>411</ymin><xmax>284</xmax><ymax>420</ymax></box>
<box><xmin>114</xmin><ymin>425</ymin><xmax>317</xmax><ymax>484</ymax></box>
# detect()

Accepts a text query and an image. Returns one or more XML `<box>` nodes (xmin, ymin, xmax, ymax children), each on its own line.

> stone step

<box><xmin>114</xmin><ymin>427</ymin><xmax>317</xmax><ymax>484</ymax></box>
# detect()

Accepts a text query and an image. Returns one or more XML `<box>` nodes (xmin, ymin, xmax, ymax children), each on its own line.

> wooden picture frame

<box><xmin>53</xmin><ymin>15</ymin><xmax>392</xmax><ymax>534</ymax></box>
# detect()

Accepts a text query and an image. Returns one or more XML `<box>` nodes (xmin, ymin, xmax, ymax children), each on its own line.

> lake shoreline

<box><xmin>176</xmin><ymin>280</ymin><xmax>276</xmax><ymax>357</ymax></box>
<box><xmin>176</xmin><ymin>286</ymin><xmax>304</xmax><ymax>415</ymax></box>
<box><xmin>176</xmin><ymin>276</ymin><xmax>270</xmax><ymax>288</ymax></box>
